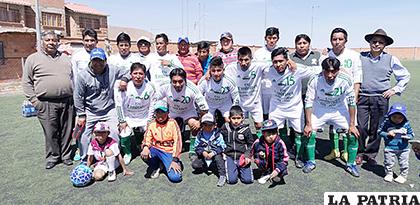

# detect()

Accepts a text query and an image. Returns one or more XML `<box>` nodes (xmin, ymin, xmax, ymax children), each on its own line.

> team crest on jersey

<box><xmin>311</xmin><ymin>58</ymin><xmax>318</xmax><ymax>65</ymax></box>
<box><xmin>238</xmin><ymin>134</ymin><xmax>244</xmax><ymax>140</ymax></box>
<box><xmin>242</xmin><ymin>71</ymin><xmax>257</xmax><ymax>80</ymax></box>
<box><xmin>324</xmin><ymin>87</ymin><xmax>344</xmax><ymax>96</ymax></box>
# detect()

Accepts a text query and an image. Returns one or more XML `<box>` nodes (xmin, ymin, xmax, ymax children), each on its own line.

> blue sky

<box><xmin>69</xmin><ymin>0</ymin><xmax>420</xmax><ymax>48</ymax></box>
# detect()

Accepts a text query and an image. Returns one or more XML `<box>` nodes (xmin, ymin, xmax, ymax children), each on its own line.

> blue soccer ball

<box><xmin>70</xmin><ymin>164</ymin><xmax>92</xmax><ymax>187</ymax></box>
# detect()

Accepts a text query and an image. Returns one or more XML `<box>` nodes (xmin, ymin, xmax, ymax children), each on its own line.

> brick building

<box><xmin>0</xmin><ymin>0</ymin><xmax>108</xmax><ymax>80</ymax></box>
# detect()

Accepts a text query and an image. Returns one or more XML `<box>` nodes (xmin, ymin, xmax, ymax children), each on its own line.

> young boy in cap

<box><xmin>191</xmin><ymin>113</ymin><xmax>227</xmax><ymax>187</ymax></box>
<box><xmin>252</xmin><ymin>119</ymin><xmax>289</xmax><ymax>185</ymax></box>
<box><xmin>221</xmin><ymin>105</ymin><xmax>254</xmax><ymax>184</ymax></box>
<box><xmin>86</xmin><ymin>122</ymin><xmax>134</xmax><ymax>182</ymax></box>
<box><xmin>140</xmin><ymin>100</ymin><xmax>183</xmax><ymax>183</ymax></box>
<box><xmin>378</xmin><ymin>103</ymin><xmax>415</xmax><ymax>183</ymax></box>
<box><xmin>304</xmin><ymin>57</ymin><xmax>360</xmax><ymax>177</ymax></box>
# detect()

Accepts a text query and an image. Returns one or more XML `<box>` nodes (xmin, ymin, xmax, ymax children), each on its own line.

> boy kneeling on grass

<box><xmin>141</xmin><ymin>100</ymin><xmax>183</xmax><ymax>183</ymax></box>
<box><xmin>252</xmin><ymin>119</ymin><xmax>289</xmax><ymax>185</ymax></box>
<box><xmin>191</xmin><ymin>112</ymin><xmax>227</xmax><ymax>187</ymax></box>
<box><xmin>86</xmin><ymin>122</ymin><xmax>134</xmax><ymax>182</ymax></box>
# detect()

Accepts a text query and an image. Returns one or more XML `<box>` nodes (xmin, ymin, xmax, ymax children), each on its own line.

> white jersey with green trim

<box><xmin>305</xmin><ymin>72</ymin><xmax>356</xmax><ymax>111</ymax></box>
<box><xmin>148</xmin><ymin>52</ymin><xmax>184</xmax><ymax>87</ymax></box>
<box><xmin>108</xmin><ymin>52</ymin><xmax>142</xmax><ymax>72</ymax></box>
<box><xmin>324</xmin><ymin>48</ymin><xmax>363</xmax><ymax>84</ymax></box>
<box><xmin>268</xmin><ymin>64</ymin><xmax>320</xmax><ymax>114</ymax></box>
<box><xmin>197</xmin><ymin>75</ymin><xmax>240</xmax><ymax>110</ymax></box>
<box><xmin>254</xmin><ymin>46</ymin><xmax>275</xmax><ymax>95</ymax></box>
<box><xmin>156</xmin><ymin>81</ymin><xmax>209</xmax><ymax>116</ymax></box>
<box><xmin>224</xmin><ymin>62</ymin><xmax>268</xmax><ymax>109</ymax></box>
<box><xmin>114</xmin><ymin>80</ymin><xmax>156</xmax><ymax>128</ymax></box>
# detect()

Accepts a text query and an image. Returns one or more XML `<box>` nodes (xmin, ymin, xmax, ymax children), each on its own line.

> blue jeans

<box><xmin>148</xmin><ymin>147</ymin><xmax>182</xmax><ymax>183</ymax></box>
<box><xmin>225</xmin><ymin>156</ymin><xmax>253</xmax><ymax>184</ymax></box>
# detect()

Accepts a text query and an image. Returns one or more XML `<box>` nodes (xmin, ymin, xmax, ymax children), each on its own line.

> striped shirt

<box><xmin>177</xmin><ymin>53</ymin><xmax>203</xmax><ymax>84</ymax></box>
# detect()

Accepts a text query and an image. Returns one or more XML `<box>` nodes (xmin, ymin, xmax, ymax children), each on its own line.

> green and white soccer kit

<box><xmin>224</xmin><ymin>62</ymin><xmax>268</xmax><ymax>123</ymax></box>
<box><xmin>156</xmin><ymin>81</ymin><xmax>209</xmax><ymax>120</ymax></box>
<box><xmin>305</xmin><ymin>72</ymin><xmax>358</xmax><ymax>164</ymax></box>
<box><xmin>198</xmin><ymin>75</ymin><xmax>240</xmax><ymax>118</ymax></box>
<box><xmin>327</xmin><ymin>48</ymin><xmax>362</xmax><ymax>85</ymax></box>
<box><xmin>114</xmin><ymin>80</ymin><xmax>156</xmax><ymax>128</ymax></box>
<box><xmin>268</xmin><ymin>64</ymin><xmax>320</xmax><ymax>133</ymax></box>
<box><xmin>148</xmin><ymin>53</ymin><xmax>184</xmax><ymax>87</ymax></box>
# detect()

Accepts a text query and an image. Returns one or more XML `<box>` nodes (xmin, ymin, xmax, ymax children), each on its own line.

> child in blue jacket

<box><xmin>378</xmin><ymin>103</ymin><xmax>415</xmax><ymax>184</ymax></box>
<box><xmin>192</xmin><ymin>113</ymin><xmax>227</xmax><ymax>187</ymax></box>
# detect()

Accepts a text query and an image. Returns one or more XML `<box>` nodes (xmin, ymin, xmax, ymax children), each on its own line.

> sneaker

<box><xmin>324</xmin><ymin>149</ymin><xmax>340</xmax><ymax>161</ymax></box>
<box><xmin>151</xmin><ymin>163</ymin><xmax>164</xmax><ymax>179</ymax></box>
<box><xmin>108</xmin><ymin>171</ymin><xmax>117</xmax><ymax>182</ymax></box>
<box><xmin>340</xmin><ymin>151</ymin><xmax>348</xmax><ymax>162</ymax></box>
<box><xmin>394</xmin><ymin>175</ymin><xmax>407</xmax><ymax>184</ymax></box>
<box><xmin>384</xmin><ymin>173</ymin><xmax>394</xmax><ymax>182</ymax></box>
<box><xmin>295</xmin><ymin>159</ymin><xmax>304</xmax><ymax>169</ymax></box>
<box><xmin>302</xmin><ymin>161</ymin><xmax>316</xmax><ymax>174</ymax></box>
<box><xmin>346</xmin><ymin>164</ymin><xmax>360</xmax><ymax>177</ymax></box>
<box><xmin>257</xmin><ymin>175</ymin><xmax>271</xmax><ymax>184</ymax></box>
<box><xmin>217</xmin><ymin>176</ymin><xmax>226</xmax><ymax>187</ymax></box>
<box><xmin>123</xmin><ymin>154</ymin><xmax>132</xmax><ymax>165</ymax></box>
<box><xmin>73</xmin><ymin>149</ymin><xmax>81</xmax><ymax>161</ymax></box>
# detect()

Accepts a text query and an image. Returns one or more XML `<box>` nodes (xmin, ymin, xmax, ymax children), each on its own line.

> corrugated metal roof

<box><xmin>64</xmin><ymin>2</ymin><xmax>107</xmax><ymax>16</ymax></box>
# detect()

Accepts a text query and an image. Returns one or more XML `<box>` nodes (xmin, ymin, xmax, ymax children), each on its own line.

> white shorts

<box><xmin>261</xmin><ymin>93</ymin><xmax>272</xmax><ymax>115</ymax></box>
<box><xmin>209</xmin><ymin>103</ymin><xmax>232</xmax><ymax>118</ymax></box>
<box><xmin>243</xmin><ymin>103</ymin><xmax>263</xmax><ymax>124</ymax></box>
<box><xmin>94</xmin><ymin>160</ymin><xmax>120</xmax><ymax>172</ymax></box>
<box><xmin>311</xmin><ymin>109</ymin><xmax>350</xmax><ymax>131</ymax></box>
<box><xmin>269</xmin><ymin>110</ymin><xmax>304</xmax><ymax>133</ymax></box>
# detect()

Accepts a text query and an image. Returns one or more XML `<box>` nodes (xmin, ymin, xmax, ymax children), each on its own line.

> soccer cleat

<box><xmin>340</xmin><ymin>151</ymin><xmax>348</xmax><ymax>162</ymax></box>
<box><xmin>384</xmin><ymin>173</ymin><xmax>393</xmax><ymax>182</ymax></box>
<box><xmin>295</xmin><ymin>159</ymin><xmax>304</xmax><ymax>169</ymax></box>
<box><xmin>108</xmin><ymin>171</ymin><xmax>117</xmax><ymax>182</ymax></box>
<box><xmin>302</xmin><ymin>161</ymin><xmax>316</xmax><ymax>174</ymax></box>
<box><xmin>324</xmin><ymin>149</ymin><xmax>340</xmax><ymax>161</ymax></box>
<box><xmin>123</xmin><ymin>154</ymin><xmax>132</xmax><ymax>165</ymax></box>
<box><xmin>217</xmin><ymin>176</ymin><xmax>226</xmax><ymax>187</ymax></box>
<box><xmin>394</xmin><ymin>175</ymin><xmax>407</xmax><ymax>184</ymax></box>
<box><xmin>346</xmin><ymin>164</ymin><xmax>360</xmax><ymax>177</ymax></box>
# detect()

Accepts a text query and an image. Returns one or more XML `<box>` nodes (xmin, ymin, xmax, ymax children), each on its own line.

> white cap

<box><xmin>201</xmin><ymin>113</ymin><xmax>214</xmax><ymax>124</ymax></box>
<box><xmin>137</xmin><ymin>36</ymin><xmax>151</xmax><ymax>44</ymax></box>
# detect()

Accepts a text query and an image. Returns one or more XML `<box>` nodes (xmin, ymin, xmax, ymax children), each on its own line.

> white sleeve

<box><xmin>345</xmin><ymin>81</ymin><xmax>356</xmax><ymax>107</ymax></box>
<box><xmin>391</xmin><ymin>56</ymin><xmax>411</xmax><ymax>94</ymax></box>
<box><xmin>353</xmin><ymin>55</ymin><xmax>363</xmax><ymax>84</ymax></box>
<box><xmin>87</xmin><ymin>143</ymin><xmax>94</xmax><ymax>156</ymax></box>
<box><xmin>110</xmin><ymin>143</ymin><xmax>120</xmax><ymax>156</ymax></box>
<box><xmin>305</xmin><ymin>76</ymin><xmax>316</xmax><ymax>108</ymax></box>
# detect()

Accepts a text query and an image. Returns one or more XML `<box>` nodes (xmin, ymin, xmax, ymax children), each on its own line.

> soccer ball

<box><xmin>70</xmin><ymin>164</ymin><xmax>92</xmax><ymax>187</ymax></box>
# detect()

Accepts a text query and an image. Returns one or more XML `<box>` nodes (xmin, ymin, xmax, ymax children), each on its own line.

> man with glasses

<box><xmin>357</xmin><ymin>29</ymin><xmax>410</xmax><ymax>166</ymax></box>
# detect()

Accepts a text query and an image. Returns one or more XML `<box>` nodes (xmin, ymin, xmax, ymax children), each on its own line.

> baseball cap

<box><xmin>201</xmin><ymin>113</ymin><xmax>215</xmax><ymax>124</ymax></box>
<box><xmin>90</xmin><ymin>48</ymin><xmax>106</xmax><ymax>61</ymax></box>
<box><xmin>178</xmin><ymin>37</ymin><xmax>189</xmax><ymax>44</ymax></box>
<box><xmin>137</xmin><ymin>36</ymin><xmax>151</xmax><ymax>45</ymax></box>
<box><xmin>261</xmin><ymin>119</ymin><xmax>278</xmax><ymax>131</ymax></box>
<box><xmin>154</xmin><ymin>100</ymin><xmax>169</xmax><ymax>112</ymax></box>
<box><xmin>93</xmin><ymin>122</ymin><xmax>110</xmax><ymax>132</ymax></box>
<box><xmin>220</xmin><ymin>32</ymin><xmax>233</xmax><ymax>40</ymax></box>
<box><xmin>388</xmin><ymin>102</ymin><xmax>407</xmax><ymax>120</ymax></box>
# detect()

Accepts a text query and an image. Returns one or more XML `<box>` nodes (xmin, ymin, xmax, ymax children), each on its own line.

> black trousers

<box><xmin>357</xmin><ymin>95</ymin><xmax>389</xmax><ymax>159</ymax></box>
<box><xmin>36</xmin><ymin>97</ymin><xmax>74</xmax><ymax>163</ymax></box>
<box><xmin>191</xmin><ymin>153</ymin><xmax>226</xmax><ymax>176</ymax></box>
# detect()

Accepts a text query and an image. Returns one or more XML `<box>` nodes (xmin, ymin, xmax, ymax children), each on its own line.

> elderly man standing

<box><xmin>22</xmin><ymin>31</ymin><xmax>74</xmax><ymax>169</ymax></box>
<box><xmin>357</xmin><ymin>29</ymin><xmax>411</xmax><ymax>165</ymax></box>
